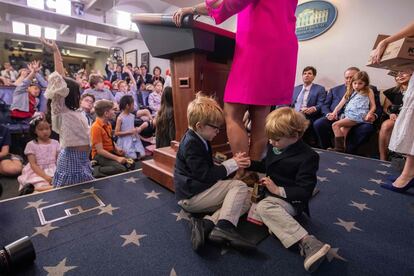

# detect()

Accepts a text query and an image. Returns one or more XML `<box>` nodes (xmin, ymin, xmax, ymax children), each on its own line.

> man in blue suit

<box><xmin>313</xmin><ymin>67</ymin><xmax>382</xmax><ymax>153</ymax></box>
<box><xmin>292</xmin><ymin>66</ymin><xmax>326</xmax><ymax>145</ymax></box>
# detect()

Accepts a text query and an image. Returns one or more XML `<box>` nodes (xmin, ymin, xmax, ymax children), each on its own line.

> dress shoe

<box><xmin>190</xmin><ymin>217</ymin><xmax>205</xmax><ymax>252</ymax></box>
<box><xmin>209</xmin><ymin>226</ymin><xmax>256</xmax><ymax>252</ymax></box>
<box><xmin>381</xmin><ymin>178</ymin><xmax>414</xmax><ymax>193</ymax></box>
<box><xmin>19</xmin><ymin>184</ymin><xmax>34</xmax><ymax>196</ymax></box>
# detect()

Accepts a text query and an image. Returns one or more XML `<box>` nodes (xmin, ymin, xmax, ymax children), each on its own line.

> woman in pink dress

<box><xmin>174</xmin><ymin>0</ymin><xmax>298</xmax><ymax>177</ymax></box>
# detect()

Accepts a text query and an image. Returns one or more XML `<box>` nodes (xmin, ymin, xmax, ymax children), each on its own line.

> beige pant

<box><xmin>178</xmin><ymin>179</ymin><xmax>251</xmax><ymax>226</ymax></box>
<box><xmin>256</xmin><ymin>196</ymin><xmax>308</xmax><ymax>248</ymax></box>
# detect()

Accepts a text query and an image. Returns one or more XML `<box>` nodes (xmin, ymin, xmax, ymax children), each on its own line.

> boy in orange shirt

<box><xmin>91</xmin><ymin>100</ymin><xmax>127</xmax><ymax>177</ymax></box>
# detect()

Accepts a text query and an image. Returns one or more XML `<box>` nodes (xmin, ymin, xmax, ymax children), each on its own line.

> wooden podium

<box><xmin>132</xmin><ymin>14</ymin><xmax>235</xmax><ymax>191</ymax></box>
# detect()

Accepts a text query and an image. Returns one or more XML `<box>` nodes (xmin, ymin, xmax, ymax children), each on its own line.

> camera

<box><xmin>0</xmin><ymin>236</ymin><xmax>36</xmax><ymax>274</ymax></box>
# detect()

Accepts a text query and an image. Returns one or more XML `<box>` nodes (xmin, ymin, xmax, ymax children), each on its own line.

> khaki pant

<box><xmin>178</xmin><ymin>179</ymin><xmax>251</xmax><ymax>226</ymax></box>
<box><xmin>256</xmin><ymin>196</ymin><xmax>308</xmax><ymax>248</ymax></box>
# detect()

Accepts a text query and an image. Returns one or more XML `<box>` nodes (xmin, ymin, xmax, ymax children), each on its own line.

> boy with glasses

<box><xmin>174</xmin><ymin>94</ymin><xmax>255</xmax><ymax>253</ymax></box>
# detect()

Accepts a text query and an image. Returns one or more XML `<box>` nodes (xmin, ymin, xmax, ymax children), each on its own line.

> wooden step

<box><xmin>142</xmin><ymin>159</ymin><xmax>175</xmax><ymax>192</ymax></box>
<box><xmin>153</xmin><ymin>146</ymin><xmax>177</xmax><ymax>169</ymax></box>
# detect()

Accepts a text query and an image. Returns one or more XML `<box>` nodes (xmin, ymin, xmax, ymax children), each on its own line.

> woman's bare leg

<box><xmin>248</xmin><ymin>105</ymin><xmax>271</xmax><ymax>161</ymax></box>
<box><xmin>393</xmin><ymin>155</ymin><xmax>414</xmax><ymax>187</ymax></box>
<box><xmin>378</xmin><ymin>119</ymin><xmax>395</xmax><ymax>160</ymax></box>
<box><xmin>224</xmin><ymin>103</ymin><xmax>249</xmax><ymax>177</ymax></box>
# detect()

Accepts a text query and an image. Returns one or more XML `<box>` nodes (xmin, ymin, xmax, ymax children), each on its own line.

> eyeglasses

<box><xmin>206</xmin><ymin>123</ymin><xmax>221</xmax><ymax>131</ymax></box>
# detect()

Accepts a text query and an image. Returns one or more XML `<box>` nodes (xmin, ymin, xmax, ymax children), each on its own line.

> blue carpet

<box><xmin>0</xmin><ymin>150</ymin><xmax>413</xmax><ymax>275</ymax></box>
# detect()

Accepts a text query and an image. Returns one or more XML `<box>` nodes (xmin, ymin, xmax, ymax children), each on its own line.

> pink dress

<box><xmin>18</xmin><ymin>139</ymin><xmax>60</xmax><ymax>191</ymax></box>
<box><xmin>206</xmin><ymin>0</ymin><xmax>298</xmax><ymax>105</ymax></box>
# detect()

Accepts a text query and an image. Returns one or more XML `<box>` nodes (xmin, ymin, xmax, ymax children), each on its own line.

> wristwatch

<box><xmin>192</xmin><ymin>6</ymin><xmax>198</xmax><ymax>15</ymax></box>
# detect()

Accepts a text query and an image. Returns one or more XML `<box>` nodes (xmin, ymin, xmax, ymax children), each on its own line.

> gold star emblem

<box><xmin>98</xmin><ymin>204</ymin><xmax>119</xmax><ymax>215</ymax></box>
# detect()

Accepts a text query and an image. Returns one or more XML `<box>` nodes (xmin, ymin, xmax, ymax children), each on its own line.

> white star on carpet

<box><xmin>344</xmin><ymin>156</ymin><xmax>355</xmax><ymax>160</ymax></box>
<box><xmin>360</xmin><ymin>188</ymin><xmax>381</xmax><ymax>196</ymax></box>
<box><xmin>334</xmin><ymin>218</ymin><xmax>363</xmax><ymax>232</ymax></box>
<box><xmin>172</xmin><ymin>209</ymin><xmax>190</xmax><ymax>221</ymax></box>
<box><xmin>349</xmin><ymin>201</ymin><xmax>373</xmax><ymax>211</ymax></box>
<box><xmin>98</xmin><ymin>204</ymin><xmax>119</xmax><ymax>215</ymax></box>
<box><xmin>380</xmin><ymin>163</ymin><xmax>392</xmax><ymax>168</ymax></box>
<box><xmin>124</xmin><ymin>176</ymin><xmax>140</xmax><ymax>183</ymax></box>
<box><xmin>81</xmin><ymin>187</ymin><xmax>99</xmax><ymax>194</ymax></box>
<box><xmin>43</xmin><ymin>258</ymin><xmax>77</xmax><ymax>276</ymax></box>
<box><xmin>369</xmin><ymin>178</ymin><xmax>385</xmax><ymax>185</ymax></box>
<box><xmin>314</xmin><ymin>150</ymin><xmax>323</xmax><ymax>154</ymax></box>
<box><xmin>326</xmin><ymin>168</ymin><xmax>340</xmax><ymax>173</ymax></box>
<box><xmin>32</xmin><ymin>223</ymin><xmax>59</xmax><ymax>238</ymax></box>
<box><xmin>144</xmin><ymin>190</ymin><xmax>161</xmax><ymax>199</ymax></box>
<box><xmin>24</xmin><ymin>199</ymin><xmax>48</xmax><ymax>209</ymax></box>
<box><xmin>120</xmin><ymin>229</ymin><xmax>147</xmax><ymax>247</ymax></box>
<box><xmin>326</xmin><ymin>248</ymin><xmax>348</xmax><ymax>262</ymax></box>
<box><xmin>317</xmin><ymin>176</ymin><xmax>329</xmax><ymax>182</ymax></box>
<box><xmin>336</xmin><ymin>161</ymin><xmax>348</xmax><ymax>166</ymax></box>
<box><xmin>376</xmin><ymin>170</ymin><xmax>390</xmax><ymax>175</ymax></box>
<box><xmin>170</xmin><ymin>268</ymin><xmax>178</xmax><ymax>276</ymax></box>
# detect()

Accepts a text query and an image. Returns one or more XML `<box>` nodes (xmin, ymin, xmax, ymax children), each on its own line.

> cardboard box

<box><xmin>367</xmin><ymin>34</ymin><xmax>414</xmax><ymax>71</ymax></box>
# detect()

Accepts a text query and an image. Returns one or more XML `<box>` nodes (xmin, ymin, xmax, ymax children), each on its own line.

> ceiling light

<box><xmin>86</xmin><ymin>35</ymin><xmax>97</xmax><ymax>46</ymax></box>
<box><xmin>131</xmin><ymin>23</ymin><xmax>139</xmax><ymax>33</ymax></box>
<box><xmin>46</xmin><ymin>0</ymin><xmax>56</xmax><ymax>9</ymax></box>
<box><xmin>12</xmin><ymin>21</ymin><xmax>26</xmax><ymax>35</ymax></box>
<box><xmin>76</xmin><ymin>33</ymin><xmax>86</xmax><ymax>44</ymax></box>
<box><xmin>28</xmin><ymin>24</ymin><xmax>42</xmax><ymax>37</ymax></box>
<box><xmin>56</xmin><ymin>0</ymin><xmax>71</xmax><ymax>16</ymax></box>
<box><xmin>27</xmin><ymin>0</ymin><xmax>44</xmax><ymax>10</ymax></box>
<box><xmin>44</xmin><ymin>27</ymin><xmax>57</xmax><ymax>40</ymax></box>
<box><xmin>117</xmin><ymin>11</ymin><xmax>131</xmax><ymax>30</ymax></box>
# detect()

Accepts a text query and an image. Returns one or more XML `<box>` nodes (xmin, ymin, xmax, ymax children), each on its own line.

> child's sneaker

<box><xmin>299</xmin><ymin>235</ymin><xmax>330</xmax><ymax>272</ymax></box>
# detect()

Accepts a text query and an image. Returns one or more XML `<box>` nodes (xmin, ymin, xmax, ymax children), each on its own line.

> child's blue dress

<box><xmin>343</xmin><ymin>91</ymin><xmax>370</xmax><ymax>123</ymax></box>
<box><xmin>116</xmin><ymin>113</ymin><xmax>145</xmax><ymax>159</ymax></box>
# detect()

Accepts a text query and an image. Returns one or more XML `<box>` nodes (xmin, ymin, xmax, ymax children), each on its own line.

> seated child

<box><xmin>78</xmin><ymin>93</ymin><xmax>96</xmax><ymax>126</ymax></box>
<box><xmin>155</xmin><ymin>87</ymin><xmax>175</xmax><ymax>148</ymax></box>
<box><xmin>91</xmin><ymin>99</ymin><xmax>128</xmax><ymax>177</ymax></box>
<box><xmin>248</xmin><ymin>107</ymin><xmax>330</xmax><ymax>273</ymax></box>
<box><xmin>83</xmin><ymin>74</ymin><xmax>115</xmax><ymax>102</ymax></box>
<box><xmin>10</xmin><ymin>60</ymin><xmax>46</xmax><ymax>120</ymax></box>
<box><xmin>115</xmin><ymin>95</ymin><xmax>148</xmax><ymax>159</ymax></box>
<box><xmin>18</xmin><ymin>117</ymin><xmax>60</xmax><ymax>194</ymax></box>
<box><xmin>0</xmin><ymin>124</ymin><xmax>22</xmax><ymax>176</ymax></box>
<box><xmin>148</xmin><ymin>80</ymin><xmax>163</xmax><ymax>116</ymax></box>
<box><xmin>174</xmin><ymin>94</ymin><xmax>255</xmax><ymax>252</ymax></box>
<box><xmin>114</xmin><ymin>76</ymin><xmax>139</xmax><ymax>112</ymax></box>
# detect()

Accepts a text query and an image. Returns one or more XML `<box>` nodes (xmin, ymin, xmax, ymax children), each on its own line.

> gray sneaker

<box><xmin>299</xmin><ymin>235</ymin><xmax>331</xmax><ymax>272</ymax></box>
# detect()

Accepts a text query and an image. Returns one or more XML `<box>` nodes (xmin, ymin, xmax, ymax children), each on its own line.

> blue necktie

<box><xmin>295</xmin><ymin>87</ymin><xmax>306</xmax><ymax>111</ymax></box>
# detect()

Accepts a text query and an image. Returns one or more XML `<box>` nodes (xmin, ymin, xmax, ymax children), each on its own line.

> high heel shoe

<box><xmin>381</xmin><ymin>178</ymin><xmax>414</xmax><ymax>193</ymax></box>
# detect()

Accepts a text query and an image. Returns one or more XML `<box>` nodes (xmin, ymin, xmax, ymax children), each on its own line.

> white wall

<box><xmin>120</xmin><ymin>39</ymin><xmax>171</xmax><ymax>75</ymax></box>
<box><xmin>296</xmin><ymin>0</ymin><xmax>414</xmax><ymax>90</ymax></box>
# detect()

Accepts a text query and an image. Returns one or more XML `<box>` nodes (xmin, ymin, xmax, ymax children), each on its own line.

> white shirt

<box><xmin>300</xmin><ymin>83</ymin><xmax>313</xmax><ymax>108</ymax></box>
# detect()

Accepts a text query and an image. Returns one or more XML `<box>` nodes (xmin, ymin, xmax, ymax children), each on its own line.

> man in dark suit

<box><xmin>248</xmin><ymin>107</ymin><xmax>330</xmax><ymax>273</ymax></box>
<box><xmin>174</xmin><ymin>95</ymin><xmax>255</xmax><ymax>252</ymax></box>
<box><xmin>313</xmin><ymin>67</ymin><xmax>382</xmax><ymax>153</ymax></box>
<box><xmin>292</xmin><ymin>66</ymin><xmax>326</xmax><ymax>145</ymax></box>
<box><xmin>136</xmin><ymin>64</ymin><xmax>153</xmax><ymax>89</ymax></box>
